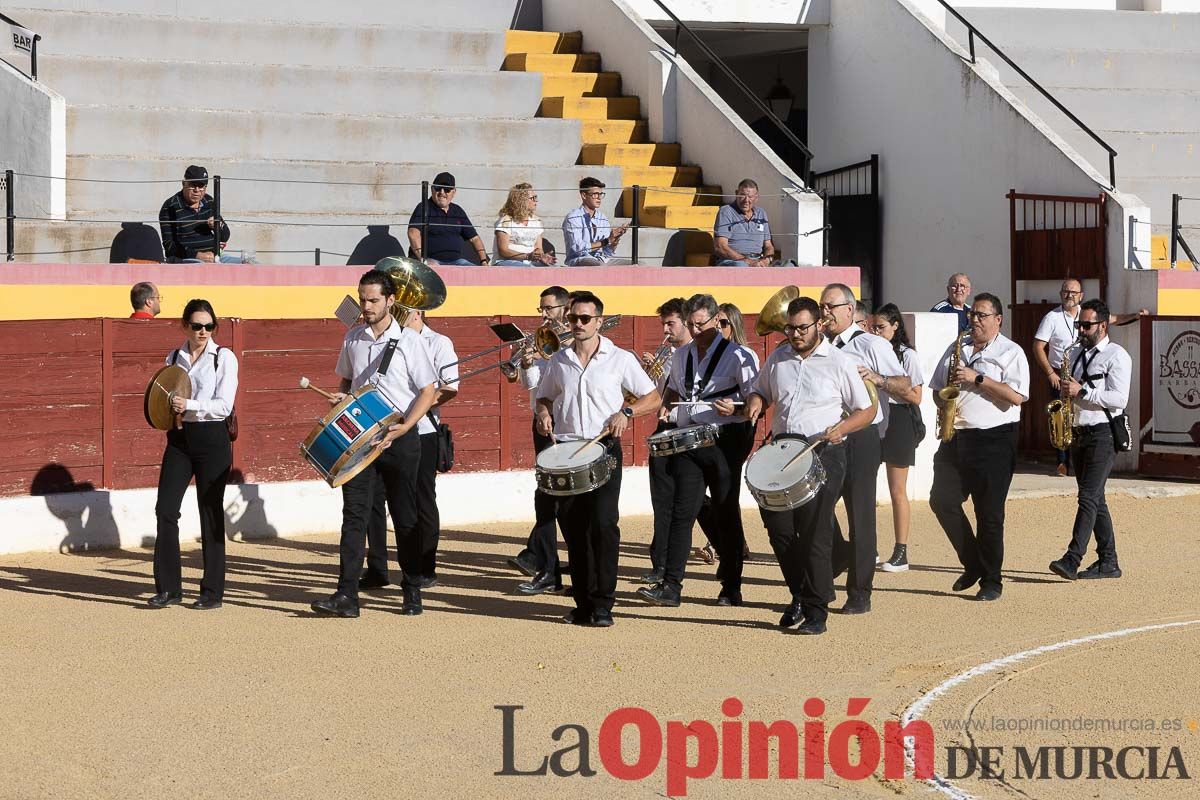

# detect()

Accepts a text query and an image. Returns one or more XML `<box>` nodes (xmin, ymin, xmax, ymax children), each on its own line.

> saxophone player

<box><xmin>1032</xmin><ymin>278</ymin><xmax>1083</xmax><ymax>476</ymax></box>
<box><xmin>1048</xmin><ymin>299</ymin><xmax>1131</xmax><ymax>581</ymax></box>
<box><xmin>928</xmin><ymin>293</ymin><xmax>1030</xmax><ymax>601</ymax></box>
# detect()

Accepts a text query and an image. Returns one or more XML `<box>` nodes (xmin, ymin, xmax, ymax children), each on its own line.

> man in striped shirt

<box><xmin>158</xmin><ymin>165</ymin><xmax>239</xmax><ymax>263</ymax></box>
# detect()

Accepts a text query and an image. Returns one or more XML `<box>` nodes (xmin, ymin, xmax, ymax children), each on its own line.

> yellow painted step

<box><xmin>539</xmin><ymin>71</ymin><xmax>621</xmax><ymax>98</ymax></box>
<box><xmin>1153</xmin><ymin>233</ymin><xmax>1194</xmax><ymax>269</ymax></box>
<box><xmin>641</xmin><ymin>204</ymin><xmax>722</xmax><ymax>229</ymax></box>
<box><xmin>505</xmin><ymin>30</ymin><xmax>582</xmax><ymax>55</ymax></box>
<box><xmin>540</xmin><ymin>96</ymin><xmax>640</xmax><ymax>120</ymax></box>
<box><xmin>580</xmin><ymin>143</ymin><xmax>681</xmax><ymax>167</ymax></box>
<box><xmin>684</xmin><ymin>252</ymin><xmax>713</xmax><ymax>267</ymax></box>
<box><xmin>619</xmin><ymin>165</ymin><xmax>703</xmax><ymax>187</ymax></box>
<box><xmin>580</xmin><ymin>119</ymin><xmax>647</xmax><ymax>144</ymax></box>
<box><xmin>503</xmin><ymin>52</ymin><xmax>600</xmax><ymax>72</ymax></box>
<box><xmin>620</xmin><ymin>185</ymin><xmax>723</xmax><ymax>211</ymax></box>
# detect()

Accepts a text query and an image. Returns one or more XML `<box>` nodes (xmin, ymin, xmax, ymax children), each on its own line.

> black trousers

<box><xmin>831</xmin><ymin>424</ymin><xmax>881</xmax><ymax>601</ymax></box>
<box><xmin>930</xmin><ymin>423</ymin><xmax>1018</xmax><ymax>592</ymax></box>
<box><xmin>365</xmin><ymin>431</ymin><xmax>439</xmax><ymax>580</ymax></box>
<box><xmin>556</xmin><ymin>440</ymin><xmax>622</xmax><ymax>614</ymax></box>
<box><xmin>661</xmin><ymin>422</ymin><xmax>753</xmax><ymax>593</ymax></box>
<box><xmin>154</xmin><ymin>421</ymin><xmax>232</xmax><ymax>599</ymax></box>
<box><xmin>337</xmin><ymin>428</ymin><xmax>421</xmax><ymax>601</ymax></box>
<box><xmin>647</xmin><ymin>420</ymin><xmax>676</xmax><ymax>572</ymax></box>
<box><xmin>760</xmin><ymin>443</ymin><xmax>847</xmax><ymax>625</ymax></box>
<box><xmin>1065</xmin><ymin>424</ymin><xmax>1118</xmax><ymax>568</ymax></box>
<box><xmin>517</xmin><ymin>420</ymin><xmax>561</xmax><ymax>578</ymax></box>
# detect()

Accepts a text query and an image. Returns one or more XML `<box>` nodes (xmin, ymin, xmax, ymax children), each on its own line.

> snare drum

<box><xmin>646</xmin><ymin>423</ymin><xmax>719</xmax><ymax>457</ymax></box>
<box><xmin>744</xmin><ymin>438</ymin><xmax>827</xmax><ymax>511</ymax></box>
<box><xmin>535</xmin><ymin>441</ymin><xmax>617</xmax><ymax>496</ymax></box>
<box><xmin>300</xmin><ymin>385</ymin><xmax>402</xmax><ymax>488</ymax></box>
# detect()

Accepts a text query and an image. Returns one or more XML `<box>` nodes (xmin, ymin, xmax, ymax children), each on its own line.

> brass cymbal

<box><xmin>144</xmin><ymin>365</ymin><xmax>192</xmax><ymax>431</ymax></box>
<box><xmin>375</xmin><ymin>256</ymin><xmax>448</xmax><ymax>314</ymax></box>
<box><xmin>755</xmin><ymin>285</ymin><xmax>801</xmax><ymax>336</ymax></box>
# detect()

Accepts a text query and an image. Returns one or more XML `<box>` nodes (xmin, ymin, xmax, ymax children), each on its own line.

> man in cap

<box><xmin>158</xmin><ymin>165</ymin><xmax>242</xmax><ymax>263</ymax></box>
<box><xmin>407</xmin><ymin>172</ymin><xmax>490</xmax><ymax>266</ymax></box>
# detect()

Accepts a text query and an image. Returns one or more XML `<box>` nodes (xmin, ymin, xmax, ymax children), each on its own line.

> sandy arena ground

<box><xmin>1</xmin><ymin>486</ymin><xmax>1198</xmax><ymax>799</ymax></box>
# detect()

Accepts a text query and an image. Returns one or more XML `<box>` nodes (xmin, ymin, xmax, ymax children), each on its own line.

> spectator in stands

<box><xmin>854</xmin><ymin>300</ymin><xmax>870</xmax><ymax>332</ymax></box>
<box><xmin>130</xmin><ymin>282</ymin><xmax>162</xmax><ymax>319</ymax></box>
<box><xmin>931</xmin><ymin>272</ymin><xmax>972</xmax><ymax>332</ymax></box>
<box><xmin>713</xmin><ymin>179</ymin><xmax>777</xmax><ymax>267</ymax></box>
<box><xmin>407</xmin><ymin>172</ymin><xmax>490</xmax><ymax>266</ymax></box>
<box><xmin>493</xmin><ymin>183</ymin><xmax>555</xmax><ymax>266</ymax></box>
<box><xmin>158</xmin><ymin>165</ymin><xmax>239</xmax><ymax>263</ymax></box>
<box><xmin>562</xmin><ymin>176</ymin><xmax>630</xmax><ymax>266</ymax></box>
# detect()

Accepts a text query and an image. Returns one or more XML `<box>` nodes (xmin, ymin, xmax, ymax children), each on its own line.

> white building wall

<box><xmin>0</xmin><ymin>59</ymin><xmax>65</xmax><ymax>221</ymax></box>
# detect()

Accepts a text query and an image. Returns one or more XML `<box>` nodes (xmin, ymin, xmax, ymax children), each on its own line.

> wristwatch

<box><xmin>974</xmin><ymin>374</ymin><xmax>985</xmax><ymax>386</ymax></box>
<box><xmin>621</xmin><ymin>406</ymin><xmax>634</xmax><ymax>419</ymax></box>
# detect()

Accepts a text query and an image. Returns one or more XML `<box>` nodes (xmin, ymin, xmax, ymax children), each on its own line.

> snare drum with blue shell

<box><xmin>300</xmin><ymin>385</ymin><xmax>402</xmax><ymax>488</ymax></box>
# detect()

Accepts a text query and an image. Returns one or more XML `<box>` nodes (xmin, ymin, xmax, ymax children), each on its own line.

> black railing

<box><xmin>647</xmin><ymin>0</ymin><xmax>814</xmax><ymax>180</ymax></box>
<box><xmin>1171</xmin><ymin>193</ymin><xmax>1200</xmax><ymax>271</ymax></box>
<box><xmin>4</xmin><ymin>169</ymin><xmax>14</xmax><ymax>262</ymax></box>
<box><xmin>935</xmin><ymin>0</ymin><xmax>1117</xmax><ymax>188</ymax></box>
<box><xmin>811</xmin><ymin>155</ymin><xmax>881</xmax><ymax>301</ymax></box>
<box><xmin>0</xmin><ymin>11</ymin><xmax>40</xmax><ymax>81</ymax></box>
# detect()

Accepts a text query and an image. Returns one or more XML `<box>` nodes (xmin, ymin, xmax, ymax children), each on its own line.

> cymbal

<box><xmin>144</xmin><ymin>365</ymin><xmax>192</xmax><ymax>431</ymax></box>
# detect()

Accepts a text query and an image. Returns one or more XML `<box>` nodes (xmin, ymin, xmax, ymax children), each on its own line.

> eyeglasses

<box><xmin>948</xmin><ymin>283</ymin><xmax>970</xmax><ymax>290</ymax></box>
<box><xmin>189</xmin><ymin>322</ymin><xmax>216</xmax><ymax>332</ymax></box>
<box><xmin>567</xmin><ymin>313</ymin><xmax>597</xmax><ymax>325</ymax></box>
<box><xmin>584</xmin><ymin>191</ymin><xmax>606</xmax><ymax>199</ymax></box>
<box><xmin>966</xmin><ymin>310</ymin><xmax>997</xmax><ymax>320</ymax></box>
<box><xmin>1074</xmin><ymin>320</ymin><xmax>1102</xmax><ymax>330</ymax></box>
<box><xmin>819</xmin><ymin>302</ymin><xmax>851</xmax><ymax>312</ymax></box>
<box><xmin>432</xmin><ymin>186</ymin><xmax>454</xmax><ymax>194</ymax></box>
<box><xmin>538</xmin><ymin>303</ymin><xmax>566</xmax><ymax>314</ymax></box>
<box><xmin>1061</xmin><ymin>289</ymin><xmax>1082</xmax><ymax>296</ymax></box>
<box><xmin>784</xmin><ymin>322</ymin><xmax>819</xmax><ymax>335</ymax></box>
<box><xmin>717</xmin><ymin>319</ymin><xmax>731</xmax><ymax>329</ymax></box>
<box><xmin>685</xmin><ymin>316</ymin><xmax>714</xmax><ymax>330</ymax></box>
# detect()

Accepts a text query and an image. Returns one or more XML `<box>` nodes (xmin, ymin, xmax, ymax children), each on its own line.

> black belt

<box><xmin>1072</xmin><ymin>422</ymin><xmax>1109</xmax><ymax>435</ymax></box>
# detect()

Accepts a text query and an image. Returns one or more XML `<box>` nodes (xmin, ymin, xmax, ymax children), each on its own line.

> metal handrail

<box><xmin>646</xmin><ymin>0</ymin><xmax>814</xmax><ymax>180</ymax></box>
<box><xmin>1171</xmin><ymin>194</ymin><xmax>1200</xmax><ymax>271</ymax></box>
<box><xmin>934</xmin><ymin>0</ymin><xmax>1117</xmax><ymax>188</ymax></box>
<box><xmin>0</xmin><ymin>11</ymin><xmax>41</xmax><ymax>81</ymax></box>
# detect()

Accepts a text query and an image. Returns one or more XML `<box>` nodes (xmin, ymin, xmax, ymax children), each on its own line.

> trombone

<box><xmin>439</xmin><ymin>324</ymin><xmax>568</xmax><ymax>385</ymax></box>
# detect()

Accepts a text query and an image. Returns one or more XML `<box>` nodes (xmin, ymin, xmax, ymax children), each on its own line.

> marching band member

<box><xmin>535</xmin><ymin>291</ymin><xmax>660</xmax><ymax>627</ymax></box>
<box><xmin>1032</xmin><ymin>278</ymin><xmax>1083</xmax><ymax>477</ymax></box>
<box><xmin>929</xmin><ymin>292</ymin><xmax>1029</xmax><ymax>601</ymax></box>
<box><xmin>147</xmin><ymin>299</ymin><xmax>238</xmax><ymax>610</ymax></box>
<box><xmin>745</xmin><ymin>296</ymin><xmax>875</xmax><ymax>635</ymax></box>
<box><xmin>510</xmin><ymin>286</ymin><xmax>571</xmax><ymax>595</ymax></box>
<box><xmin>820</xmin><ymin>283</ymin><xmax>910</xmax><ymax>614</ymax></box>
<box><xmin>637</xmin><ymin>297</ymin><xmax>691</xmax><ymax>586</ymax></box>
<box><xmin>639</xmin><ymin>294</ymin><xmax>758</xmax><ymax>608</ymax></box>
<box><xmin>360</xmin><ymin>309</ymin><xmax>459</xmax><ymax>591</ymax></box>
<box><xmin>311</xmin><ymin>269</ymin><xmax>437</xmax><ymax>618</ymax></box>
<box><xmin>1048</xmin><ymin>299</ymin><xmax>1131</xmax><ymax>581</ymax></box>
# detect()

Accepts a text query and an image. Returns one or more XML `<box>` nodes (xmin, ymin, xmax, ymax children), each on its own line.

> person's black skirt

<box><xmin>881</xmin><ymin>403</ymin><xmax>918</xmax><ymax>467</ymax></box>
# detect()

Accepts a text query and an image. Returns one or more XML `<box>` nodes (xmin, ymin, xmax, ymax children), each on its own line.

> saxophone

<box><xmin>1046</xmin><ymin>338</ymin><xmax>1081</xmax><ymax>450</ymax></box>
<box><xmin>936</xmin><ymin>334</ymin><xmax>966</xmax><ymax>441</ymax></box>
<box><xmin>644</xmin><ymin>335</ymin><xmax>673</xmax><ymax>382</ymax></box>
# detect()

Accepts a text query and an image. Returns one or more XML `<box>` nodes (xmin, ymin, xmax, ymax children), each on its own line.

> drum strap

<box><xmin>377</xmin><ymin>339</ymin><xmax>400</xmax><ymax>376</ymax></box>
<box><xmin>684</xmin><ymin>337</ymin><xmax>731</xmax><ymax>401</ymax></box>
<box><xmin>834</xmin><ymin>329</ymin><xmax>865</xmax><ymax>349</ymax></box>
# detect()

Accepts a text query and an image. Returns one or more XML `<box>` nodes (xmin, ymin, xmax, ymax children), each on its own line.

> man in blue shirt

<box><xmin>562</xmin><ymin>177</ymin><xmax>631</xmax><ymax>266</ymax></box>
<box><xmin>930</xmin><ymin>273</ymin><xmax>972</xmax><ymax>332</ymax></box>
<box><xmin>407</xmin><ymin>172</ymin><xmax>490</xmax><ymax>266</ymax></box>
<box><xmin>713</xmin><ymin>179</ymin><xmax>776</xmax><ymax>267</ymax></box>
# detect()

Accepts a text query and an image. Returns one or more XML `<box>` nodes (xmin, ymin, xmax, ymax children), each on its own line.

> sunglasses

<box><xmin>1074</xmin><ymin>320</ymin><xmax>1102</xmax><ymax>330</ymax></box>
<box><xmin>189</xmin><ymin>322</ymin><xmax>216</xmax><ymax>332</ymax></box>
<box><xmin>717</xmin><ymin>319</ymin><xmax>731</xmax><ymax>329</ymax></box>
<box><xmin>566</xmin><ymin>313</ymin><xmax>597</xmax><ymax>325</ymax></box>
<box><xmin>432</xmin><ymin>186</ymin><xmax>454</xmax><ymax>194</ymax></box>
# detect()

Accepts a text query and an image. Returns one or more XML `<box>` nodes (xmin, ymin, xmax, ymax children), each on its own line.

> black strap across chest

<box><xmin>684</xmin><ymin>337</ymin><xmax>732</xmax><ymax>401</ymax></box>
<box><xmin>378</xmin><ymin>338</ymin><xmax>400</xmax><ymax>376</ymax></box>
<box><xmin>834</xmin><ymin>328</ymin><xmax>865</xmax><ymax>350</ymax></box>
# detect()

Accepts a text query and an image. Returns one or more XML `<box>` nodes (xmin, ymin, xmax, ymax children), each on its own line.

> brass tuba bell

<box><xmin>755</xmin><ymin>285</ymin><xmax>801</xmax><ymax>336</ymax></box>
<box><xmin>375</xmin><ymin>255</ymin><xmax>448</xmax><ymax>325</ymax></box>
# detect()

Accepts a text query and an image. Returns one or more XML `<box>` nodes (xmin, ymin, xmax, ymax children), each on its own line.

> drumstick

<box><xmin>780</xmin><ymin>435</ymin><xmax>825</xmax><ymax>472</ymax></box>
<box><xmin>670</xmin><ymin>401</ymin><xmax>745</xmax><ymax>407</ymax></box>
<box><xmin>299</xmin><ymin>376</ymin><xmax>338</xmax><ymax>402</ymax></box>
<box><xmin>571</xmin><ymin>427</ymin><xmax>610</xmax><ymax>458</ymax></box>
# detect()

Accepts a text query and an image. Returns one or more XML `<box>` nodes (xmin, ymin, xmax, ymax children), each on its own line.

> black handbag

<box><xmin>428</xmin><ymin>412</ymin><xmax>454</xmax><ymax>472</ymax></box>
<box><xmin>1104</xmin><ymin>409</ymin><xmax>1132</xmax><ymax>453</ymax></box>
<box><xmin>908</xmin><ymin>402</ymin><xmax>927</xmax><ymax>444</ymax></box>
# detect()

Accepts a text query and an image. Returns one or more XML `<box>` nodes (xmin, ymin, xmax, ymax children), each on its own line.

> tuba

<box><xmin>376</xmin><ymin>255</ymin><xmax>448</xmax><ymax>325</ymax></box>
<box><xmin>1047</xmin><ymin>337</ymin><xmax>1081</xmax><ymax>450</ymax></box>
<box><xmin>936</xmin><ymin>334</ymin><xmax>967</xmax><ymax>441</ymax></box>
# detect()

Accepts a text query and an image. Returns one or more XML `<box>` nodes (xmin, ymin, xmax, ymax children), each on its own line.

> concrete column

<box><xmin>647</xmin><ymin>50</ymin><xmax>678</xmax><ymax>143</ymax></box>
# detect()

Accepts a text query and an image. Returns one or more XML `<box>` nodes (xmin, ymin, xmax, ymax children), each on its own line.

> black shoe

<box><xmin>414</xmin><ymin>575</ymin><xmax>439</xmax><ymax>589</ymax></box>
<box><xmin>401</xmin><ymin>586</ymin><xmax>423</xmax><ymax>616</ymax></box>
<box><xmin>637</xmin><ymin>583</ymin><xmax>681</xmax><ymax>607</ymax></box>
<box><xmin>191</xmin><ymin>596</ymin><xmax>222</xmax><ymax>610</ymax></box>
<box><xmin>591</xmin><ymin>609</ymin><xmax>615</xmax><ymax>627</ymax></box>
<box><xmin>1078</xmin><ymin>561</ymin><xmax>1122</xmax><ymax>580</ymax></box>
<box><xmin>518</xmin><ymin>571</ymin><xmax>563</xmax><ymax>595</ymax></box>
<box><xmin>508</xmin><ymin>553</ymin><xmax>539</xmax><ymax>577</ymax></box>
<box><xmin>562</xmin><ymin>608</ymin><xmax>590</xmax><ymax>625</ymax></box>
<box><xmin>952</xmin><ymin>572</ymin><xmax>980</xmax><ymax>592</ymax></box>
<box><xmin>778</xmin><ymin>599</ymin><xmax>804</xmax><ymax>628</ymax></box>
<box><xmin>716</xmin><ymin>590</ymin><xmax>743</xmax><ymax>607</ymax></box>
<box><xmin>838</xmin><ymin>597</ymin><xmax>871</xmax><ymax>615</ymax></box>
<box><xmin>975</xmin><ymin>587</ymin><xmax>1002</xmax><ymax>601</ymax></box>
<box><xmin>147</xmin><ymin>591</ymin><xmax>182</xmax><ymax>608</ymax></box>
<box><xmin>635</xmin><ymin>568</ymin><xmax>665</xmax><ymax>585</ymax></box>
<box><xmin>797</xmin><ymin>618</ymin><xmax>827</xmax><ymax>635</ymax></box>
<box><xmin>1048</xmin><ymin>558</ymin><xmax>1077</xmax><ymax>581</ymax></box>
<box><xmin>311</xmin><ymin>593</ymin><xmax>359</xmax><ymax>618</ymax></box>
<box><xmin>359</xmin><ymin>572</ymin><xmax>391</xmax><ymax>590</ymax></box>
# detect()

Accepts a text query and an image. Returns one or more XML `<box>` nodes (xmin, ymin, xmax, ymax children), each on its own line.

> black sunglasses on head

<box><xmin>189</xmin><ymin>322</ymin><xmax>216</xmax><ymax>332</ymax></box>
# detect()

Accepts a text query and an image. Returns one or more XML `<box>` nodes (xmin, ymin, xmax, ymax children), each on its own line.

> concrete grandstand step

<box><xmin>504</xmin><ymin>30</ymin><xmax>582</xmax><ymax>55</ymax></box>
<box><xmin>579</xmin><ymin>143</ymin><xmax>682</xmax><ymax>167</ymax></box>
<box><xmin>620</xmin><ymin>186</ymin><xmax>724</xmax><ymax>213</ymax></box>
<box><xmin>67</xmin><ymin>106</ymin><xmax>584</xmax><ymax>166</ymax></box>
<box><xmin>539</xmin><ymin>96</ymin><xmax>640</xmax><ymax>120</ymax></box>
<box><xmin>639</xmin><ymin>205</ymin><xmax>723</xmax><ymax>230</ymax></box>
<box><xmin>1009</xmin><ymin>85</ymin><xmax>1200</xmax><ymax>134</ymax></box>
<box><xmin>1086</xmin><ymin>130</ymin><xmax>1200</xmax><ymax>178</ymax></box>
<box><xmin>949</xmin><ymin>8</ymin><xmax>1200</xmax><ymax>54</ymax></box>
<box><xmin>39</xmin><ymin>56</ymin><xmax>542</xmax><ymax>118</ymax></box>
<box><xmin>996</xmin><ymin>47</ymin><xmax>1200</xmax><ymax>91</ymax></box>
<box><xmin>503</xmin><ymin>53</ymin><xmax>601</xmax><ymax>73</ymax></box>
<box><xmin>16</xmin><ymin>10</ymin><xmax>509</xmax><ymax>69</ymax></box>
<box><xmin>539</xmin><ymin>72</ymin><xmax>622</xmax><ymax>98</ymax></box>
<box><xmin>580</xmin><ymin>120</ymin><xmax>648</xmax><ymax>144</ymax></box>
<box><xmin>617</xmin><ymin>166</ymin><xmax>703</xmax><ymax>188</ymax></box>
<box><xmin>6</xmin><ymin>0</ymin><xmax>521</xmax><ymax>28</ymax></box>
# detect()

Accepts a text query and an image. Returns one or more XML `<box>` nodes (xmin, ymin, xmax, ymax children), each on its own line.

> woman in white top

<box><xmin>493</xmin><ymin>183</ymin><xmax>556</xmax><ymax>266</ymax></box>
<box><xmin>148</xmin><ymin>299</ymin><xmax>239</xmax><ymax>610</ymax></box>
<box><xmin>870</xmin><ymin>303</ymin><xmax>924</xmax><ymax>573</ymax></box>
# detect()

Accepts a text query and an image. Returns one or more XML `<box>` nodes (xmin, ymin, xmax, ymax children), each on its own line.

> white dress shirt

<box><xmin>830</xmin><ymin>326</ymin><xmax>905</xmax><ymax>427</ymax></box>
<box><xmin>415</xmin><ymin>323</ymin><xmax>459</xmax><ymax>436</ymax></box>
<box><xmin>752</xmin><ymin>338</ymin><xmax>872</xmax><ymax>439</ymax></box>
<box><xmin>1034</xmin><ymin>305</ymin><xmax>1081</xmax><ymax>369</ymax></box>
<box><xmin>1070</xmin><ymin>336</ymin><xmax>1131</xmax><ymax>426</ymax></box>
<box><xmin>336</xmin><ymin>318</ymin><xmax>437</xmax><ymax>419</ymax></box>
<box><xmin>929</xmin><ymin>333</ymin><xmax>1030</xmax><ymax>430</ymax></box>
<box><xmin>166</xmin><ymin>338</ymin><xmax>238</xmax><ymax>422</ymax></box>
<box><xmin>535</xmin><ymin>335</ymin><xmax>656</xmax><ymax>441</ymax></box>
<box><xmin>668</xmin><ymin>333</ymin><xmax>760</xmax><ymax>427</ymax></box>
